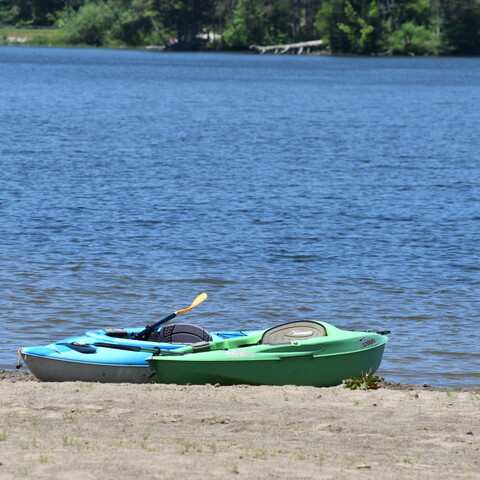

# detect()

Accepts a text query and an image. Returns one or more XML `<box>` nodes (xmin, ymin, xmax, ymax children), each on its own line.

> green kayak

<box><xmin>147</xmin><ymin>320</ymin><xmax>389</xmax><ymax>387</ymax></box>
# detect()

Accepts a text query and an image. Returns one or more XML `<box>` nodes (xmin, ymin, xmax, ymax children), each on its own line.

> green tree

<box><xmin>385</xmin><ymin>20</ymin><xmax>442</xmax><ymax>54</ymax></box>
<box><xmin>0</xmin><ymin>0</ymin><xmax>64</xmax><ymax>25</ymax></box>
<box><xmin>441</xmin><ymin>0</ymin><xmax>480</xmax><ymax>54</ymax></box>
<box><xmin>1</xmin><ymin>0</ymin><xmax>480</xmax><ymax>54</ymax></box>
<box><xmin>337</xmin><ymin>0</ymin><xmax>379</xmax><ymax>53</ymax></box>
<box><xmin>314</xmin><ymin>0</ymin><xmax>344</xmax><ymax>51</ymax></box>
<box><xmin>61</xmin><ymin>0</ymin><xmax>158</xmax><ymax>46</ymax></box>
<box><xmin>61</xmin><ymin>0</ymin><xmax>117</xmax><ymax>45</ymax></box>
<box><xmin>157</xmin><ymin>0</ymin><xmax>207</xmax><ymax>42</ymax></box>
<box><xmin>315</xmin><ymin>0</ymin><xmax>380</xmax><ymax>54</ymax></box>
<box><xmin>223</xmin><ymin>0</ymin><xmax>273</xmax><ymax>47</ymax></box>
<box><xmin>223</xmin><ymin>0</ymin><xmax>300</xmax><ymax>48</ymax></box>
<box><xmin>374</xmin><ymin>0</ymin><xmax>445</xmax><ymax>54</ymax></box>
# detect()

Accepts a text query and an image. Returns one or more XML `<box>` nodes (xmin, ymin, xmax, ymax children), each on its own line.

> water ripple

<box><xmin>1</xmin><ymin>48</ymin><xmax>479</xmax><ymax>387</ymax></box>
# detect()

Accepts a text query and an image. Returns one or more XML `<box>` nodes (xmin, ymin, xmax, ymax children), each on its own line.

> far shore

<box><xmin>1</xmin><ymin>369</ymin><xmax>478</xmax><ymax>479</ymax></box>
<box><xmin>0</xmin><ymin>36</ymin><xmax>464</xmax><ymax>57</ymax></box>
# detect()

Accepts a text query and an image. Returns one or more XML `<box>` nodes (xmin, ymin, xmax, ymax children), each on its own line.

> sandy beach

<box><xmin>0</xmin><ymin>370</ymin><xmax>478</xmax><ymax>480</ymax></box>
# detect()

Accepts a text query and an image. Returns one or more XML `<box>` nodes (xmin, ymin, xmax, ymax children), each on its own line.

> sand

<box><xmin>0</xmin><ymin>370</ymin><xmax>478</xmax><ymax>480</ymax></box>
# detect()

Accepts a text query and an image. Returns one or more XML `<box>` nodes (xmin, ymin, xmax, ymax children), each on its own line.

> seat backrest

<box><xmin>260</xmin><ymin>321</ymin><xmax>327</xmax><ymax>345</ymax></box>
<box><xmin>151</xmin><ymin>323</ymin><xmax>212</xmax><ymax>344</ymax></box>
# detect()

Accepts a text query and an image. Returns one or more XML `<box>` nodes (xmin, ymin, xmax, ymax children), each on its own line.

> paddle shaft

<box><xmin>133</xmin><ymin>293</ymin><xmax>207</xmax><ymax>341</ymax></box>
<box><xmin>93</xmin><ymin>342</ymin><xmax>161</xmax><ymax>354</ymax></box>
<box><xmin>134</xmin><ymin>313</ymin><xmax>177</xmax><ymax>341</ymax></box>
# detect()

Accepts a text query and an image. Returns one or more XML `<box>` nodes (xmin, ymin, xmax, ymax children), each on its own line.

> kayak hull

<box><xmin>148</xmin><ymin>322</ymin><xmax>389</xmax><ymax>387</ymax></box>
<box><xmin>149</xmin><ymin>344</ymin><xmax>386</xmax><ymax>387</ymax></box>
<box><xmin>21</xmin><ymin>354</ymin><xmax>154</xmax><ymax>383</ymax></box>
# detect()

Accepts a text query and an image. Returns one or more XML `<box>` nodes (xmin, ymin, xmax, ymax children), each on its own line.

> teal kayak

<box><xmin>19</xmin><ymin>293</ymin><xmax>249</xmax><ymax>383</ymax></box>
<box><xmin>20</xmin><ymin>324</ymin><xmax>256</xmax><ymax>383</ymax></box>
<box><xmin>147</xmin><ymin>321</ymin><xmax>389</xmax><ymax>387</ymax></box>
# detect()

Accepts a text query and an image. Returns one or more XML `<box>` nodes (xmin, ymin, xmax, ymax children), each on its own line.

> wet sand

<box><xmin>0</xmin><ymin>370</ymin><xmax>479</xmax><ymax>479</ymax></box>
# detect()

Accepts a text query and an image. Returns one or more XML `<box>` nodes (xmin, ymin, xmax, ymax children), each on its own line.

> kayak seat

<box><xmin>104</xmin><ymin>328</ymin><xmax>129</xmax><ymax>338</ymax></box>
<box><xmin>260</xmin><ymin>321</ymin><xmax>327</xmax><ymax>345</ymax></box>
<box><xmin>148</xmin><ymin>323</ymin><xmax>212</xmax><ymax>344</ymax></box>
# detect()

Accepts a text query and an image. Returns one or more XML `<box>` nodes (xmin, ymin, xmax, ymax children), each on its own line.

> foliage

<box><xmin>314</xmin><ymin>0</ymin><xmax>346</xmax><ymax>52</ymax></box>
<box><xmin>223</xmin><ymin>0</ymin><xmax>292</xmax><ymax>48</ymax></box>
<box><xmin>315</xmin><ymin>0</ymin><xmax>451</xmax><ymax>55</ymax></box>
<box><xmin>385</xmin><ymin>20</ymin><xmax>442</xmax><ymax>55</ymax></box>
<box><xmin>342</xmin><ymin>373</ymin><xmax>383</xmax><ymax>390</ymax></box>
<box><xmin>60</xmin><ymin>0</ymin><xmax>160</xmax><ymax>46</ymax></box>
<box><xmin>0</xmin><ymin>0</ymin><xmax>479</xmax><ymax>54</ymax></box>
<box><xmin>378</xmin><ymin>0</ymin><xmax>444</xmax><ymax>55</ymax></box>
<box><xmin>0</xmin><ymin>26</ymin><xmax>64</xmax><ymax>45</ymax></box>
<box><xmin>441</xmin><ymin>0</ymin><xmax>480</xmax><ymax>55</ymax></box>
<box><xmin>223</xmin><ymin>0</ymin><xmax>271</xmax><ymax>47</ymax></box>
<box><xmin>336</xmin><ymin>0</ymin><xmax>379</xmax><ymax>54</ymax></box>
<box><xmin>61</xmin><ymin>1</ymin><xmax>117</xmax><ymax>46</ymax></box>
<box><xmin>0</xmin><ymin>0</ymin><xmax>64</xmax><ymax>26</ymax></box>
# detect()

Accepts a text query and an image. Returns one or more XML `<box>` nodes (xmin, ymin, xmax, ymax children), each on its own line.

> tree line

<box><xmin>1</xmin><ymin>0</ymin><xmax>479</xmax><ymax>55</ymax></box>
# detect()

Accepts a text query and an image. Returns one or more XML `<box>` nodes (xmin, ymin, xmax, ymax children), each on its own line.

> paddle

<box><xmin>92</xmin><ymin>342</ymin><xmax>162</xmax><ymax>354</ymax></box>
<box><xmin>133</xmin><ymin>292</ymin><xmax>208</xmax><ymax>341</ymax></box>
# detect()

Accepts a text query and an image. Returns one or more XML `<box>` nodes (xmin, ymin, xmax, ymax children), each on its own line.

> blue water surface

<box><xmin>1</xmin><ymin>47</ymin><xmax>479</xmax><ymax>387</ymax></box>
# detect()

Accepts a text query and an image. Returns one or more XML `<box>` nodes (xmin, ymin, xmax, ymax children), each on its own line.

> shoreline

<box><xmin>1</xmin><ymin>42</ymin><xmax>476</xmax><ymax>58</ymax></box>
<box><xmin>1</xmin><ymin>369</ymin><xmax>478</xmax><ymax>479</ymax></box>
<box><xmin>2</xmin><ymin>368</ymin><xmax>479</xmax><ymax>392</ymax></box>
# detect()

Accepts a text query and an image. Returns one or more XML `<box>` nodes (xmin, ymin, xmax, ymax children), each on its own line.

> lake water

<box><xmin>0</xmin><ymin>47</ymin><xmax>479</xmax><ymax>387</ymax></box>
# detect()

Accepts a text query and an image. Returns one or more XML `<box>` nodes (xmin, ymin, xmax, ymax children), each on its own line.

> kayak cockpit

<box><xmin>259</xmin><ymin>320</ymin><xmax>327</xmax><ymax>345</ymax></box>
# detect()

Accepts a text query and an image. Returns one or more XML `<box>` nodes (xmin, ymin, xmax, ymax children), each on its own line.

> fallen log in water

<box><xmin>250</xmin><ymin>40</ymin><xmax>324</xmax><ymax>55</ymax></box>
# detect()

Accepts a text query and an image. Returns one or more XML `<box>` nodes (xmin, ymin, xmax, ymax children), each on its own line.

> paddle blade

<box><xmin>174</xmin><ymin>292</ymin><xmax>207</xmax><ymax>316</ymax></box>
